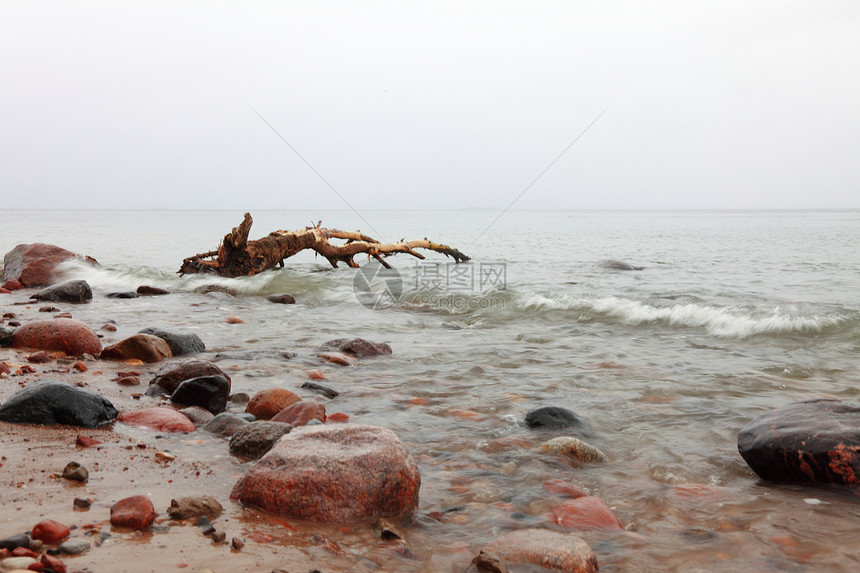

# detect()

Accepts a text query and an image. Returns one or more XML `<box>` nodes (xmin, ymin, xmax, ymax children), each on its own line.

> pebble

<box><xmin>73</xmin><ymin>498</ymin><xmax>92</xmax><ymax>509</ymax></box>
<box><xmin>62</xmin><ymin>461</ymin><xmax>89</xmax><ymax>481</ymax></box>
<box><xmin>211</xmin><ymin>531</ymin><xmax>226</xmax><ymax>543</ymax></box>
<box><xmin>1</xmin><ymin>556</ymin><xmax>37</xmax><ymax>570</ymax></box>
<box><xmin>231</xmin><ymin>537</ymin><xmax>244</xmax><ymax>550</ymax></box>
<box><xmin>59</xmin><ymin>539</ymin><xmax>90</xmax><ymax>555</ymax></box>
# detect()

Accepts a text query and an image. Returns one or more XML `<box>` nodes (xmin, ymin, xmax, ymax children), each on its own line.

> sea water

<box><xmin>2</xmin><ymin>209</ymin><xmax>859</xmax><ymax>571</ymax></box>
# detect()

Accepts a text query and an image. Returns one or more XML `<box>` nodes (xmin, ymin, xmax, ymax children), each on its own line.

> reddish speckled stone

<box><xmin>550</xmin><ymin>496</ymin><xmax>623</xmax><ymax>531</ymax></box>
<box><xmin>271</xmin><ymin>401</ymin><xmax>326</xmax><ymax>427</ymax></box>
<box><xmin>101</xmin><ymin>334</ymin><xmax>172</xmax><ymax>363</ymax></box>
<box><xmin>30</xmin><ymin>519</ymin><xmax>70</xmax><ymax>544</ymax></box>
<box><xmin>481</xmin><ymin>529</ymin><xmax>598</xmax><ymax>573</ymax></box>
<box><xmin>118</xmin><ymin>407</ymin><xmax>196</xmax><ymax>433</ymax></box>
<box><xmin>110</xmin><ymin>495</ymin><xmax>157</xmax><ymax>530</ymax></box>
<box><xmin>245</xmin><ymin>387</ymin><xmax>301</xmax><ymax>419</ymax></box>
<box><xmin>231</xmin><ymin>424</ymin><xmax>420</xmax><ymax>523</ymax></box>
<box><xmin>11</xmin><ymin>319</ymin><xmax>101</xmax><ymax>356</ymax></box>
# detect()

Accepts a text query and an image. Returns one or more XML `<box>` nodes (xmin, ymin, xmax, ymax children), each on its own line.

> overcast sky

<box><xmin>2</xmin><ymin>1</ymin><xmax>858</xmax><ymax>210</ymax></box>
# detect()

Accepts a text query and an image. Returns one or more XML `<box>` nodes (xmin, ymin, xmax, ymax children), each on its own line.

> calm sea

<box><xmin>2</xmin><ymin>209</ymin><xmax>859</xmax><ymax>571</ymax></box>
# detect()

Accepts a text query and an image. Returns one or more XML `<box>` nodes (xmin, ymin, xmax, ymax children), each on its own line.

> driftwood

<box><xmin>178</xmin><ymin>213</ymin><xmax>470</xmax><ymax>277</ymax></box>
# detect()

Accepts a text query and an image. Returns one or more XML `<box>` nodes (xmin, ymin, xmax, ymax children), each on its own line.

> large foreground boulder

<box><xmin>0</xmin><ymin>380</ymin><xmax>118</xmax><ymax>427</ymax></box>
<box><xmin>31</xmin><ymin>280</ymin><xmax>93</xmax><ymax>303</ymax></box>
<box><xmin>101</xmin><ymin>334</ymin><xmax>173</xmax><ymax>363</ymax></box>
<box><xmin>149</xmin><ymin>360</ymin><xmax>232</xmax><ymax>395</ymax></box>
<box><xmin>738</xmin><ymin>398</ymin><xmax>860</xmax><ymax>486</ymax></box>
<box><xmin>3</xmin><ymin>243</ymin><xmax>97</xmax><ymax>287</ymax></box>
<box><xmin>138</xmin><ymin>327</ymin><xmax>205</xmax><ymax>356</ymax></box>
<box><xmin>11</xmin><ymin>319</ymin><xmax>101</xmax><ymax>356</ymax></box>
<box><xmin>231</xmin><ymin>424</ymin><xmax>420</xmax><ymax>522</ymax></box>
<box><xmin>479</xmin><ymin>529</ymin><xmax>598</xmax><ymax>573</ymax></box>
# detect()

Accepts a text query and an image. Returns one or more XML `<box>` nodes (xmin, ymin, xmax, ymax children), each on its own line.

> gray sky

<box><xmin>2</xmin><ymin>1</ymin><xmax>858</xmax><ymax>210</ymax></box>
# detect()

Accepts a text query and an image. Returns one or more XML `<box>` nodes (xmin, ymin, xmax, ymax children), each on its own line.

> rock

<box><xmin>116</xmin><ymin>376</ymin><xmax>141</xmax><ymax>386</ymax></box>
<box><xmin>26</xmin><ymin>350</ymin><xmax>50</xmax><ymax>363</ymax></box>
<box><xmin>30</xmin><ymin>520</ymin><xmax>70</xmax><ymax>545</ymax></box>
<box><xmin>537</xmin><ymin>437</ymin><xmax>608</xmax><ymax>464</ymax></box>
<box><xmin>137</xmin><ymin>327</ymin><xmax>205</xmax><ymax>356</ymax></box>
<box><xmin>72</xmin><ymin>361</ymin><xmax>87</xmax><ymax>372</ymax></box>
<box><xmin>317</xmin><ymin>352</ymin><xmax>357</xmax><ymax>367</ymax></box>
<box><xmin>231</xmin><ymin>537</ymin><xmax>244</xmax><ymax>550</ymax></box>
<box><xmin>597</xmin><ymin>259</ymin><xmax>644</xmax><ymax>271</ymax></box>
<box><xmin>228</xmin><ymin>421</ymin><xmax>293</xmax><ymax>461</ymax></box>
<box><xmin>738</xmin><ymin>398</ymin><xmax>860</xmax><ymax>486</ymax></box>
<box><xmin>3</xmin><ymin>243</ymin><xmax>96</xmax><ymax>287</ymax></box>
<box><xmin>481</xmin><ymin>529</ymin><xmax>598</xmax><ymax>573</ymax></box>
<box><xmin>74</xmin><ymin>498</ymin><xmax>92</xmax><ymax>509</ymax></box>
<box><xmin>550</xmin><ymin>496</ymin><xmax>623</xmax><ymax>531</ymax></box>
<box><xmin>301</xmin><ymin>381</ymin><xmax>339</xmax><ymax>399</ymax></box>
<box><xmin>117</xmin><ymin>407</ymin><xmax>196</xmax><ymax>433</ymax></box>
<box><xmin>245</xmin><ymin>388</ymin><xmax>302</xmax><ymax>420</ymax></box>
<box><xmin>544</xmin><ymin>479</ymin><xmax>587</xmax><ymax>499</ymax></box>
<box><xmin>469</xmin><ymin>550</ymin><xmax>508</xmax><ymax>573</ymax></box>
<box><xmin>105</xmin><ymin>291</ymin><xmax>139</xmax><ymax>299</ymax></box>
<box><xmin>178</xmin><ymin>405</ymin><xmax>215</xmax><ymax>426</ymax></box>
<box><xmin>100</xmin><ymin>334</ymin><xmax>173</xmax><ymax>363</ymax></box>
<box><xmin>327</xmin><ymin>412</ymin><xmax>350</xmax><ymax>423</ymax></box>
<box><xmin>137</xmin><ymin>285</ymin><xmax>169</xmax><ymax>295</ymax></box>
<box><xmin>110</xmin><ymin>495</ymin><xmax>157</xmax><ymax>530</ymax></box>
<box><xmin>271</xmin><ymin>401</ymin><xmax>326</xmax><ymax>427</ymax></box>
<box><xmin>0</xmin><ymin>326</ymin><xmax>16</xmax><ymax>348</ymax></box>
<box><xmin>30</xmin><ymin>280</ymin><xmax>93</xmax><ymax>303</ymax></box>
<box><xmin>101</xmin><ymin>323</ymin><xmax>117</xmax><ymax>332</ymax></box>
<box><xmin>40</xmin><ymin>554</ymin><xmax>67</xmax><ymax>573</ymax></box>
<box><xmin>0</xmin><ymin>534</ymin><xmax>30</xmax><ymax>551</ymax></box>
<box><xmin>319</xmin><ymin>338</ymin><xmax>392</xmax><ymax>358</ymax></box>
<box><xmin>203</xmin><ymin>412</ymin><xmax>249</xmax><ymax>437</ymax></box>
<box><xmin>266</xmin><ymin>294</ymin><xmax>296</xmax><ymax>304</ymax></box>
<box><xmin>193</xmin><ymin>284</ymin><xmax>238</xmax><ymax>297</ymax></box>
<box><xmin>75</xmin><ymin>434</ymin><xmax>101</xmax><ymax>448</ymax></box>
<box><xmin>167</xmin><ymin>496</ymin><xmax>224</xmax><ymax>520</ymax></box>
<box><xmin>62</xmin><ymin>461</ymin><xmax>89</xmax><ymax>482</ymax></box>
<box><xmin>1</xmin><ymin>555</ymin><xmax>37</xmax><ymax>569</ymax></box>
<box><xmin>11</xmin><ymin>319</ymin><xmax>101</xmax><ymax>356</ymax></box>
<box><xmin>225</xmin><ymin>315</ymin><xmax>245</xmax><ymax>324</ymax></box>
<box><xmin>171</xmin><ymin>376</ymin><xmax>230</xmax><ymax>414</ymax></box>
<box><xmin>230</xmin><ymin>424</ymin><xmax>420</xmax><ymax>522</ymax></box>
<box><xmin>58</xmin><ymin>538</ymin><xmax>90</xmax><ymax>555</ymax></box>
<box><xmin>525</xmin><ymin>406</ymin><xmax>594</xmax><ymax>435</ymax></box>
<box><xmin>306</xmin><ymin>369</ymin><xmax>327</xmax><ymax>380</ymax></box>
<box><xmin>0</xmin><ymin>380</ymin><xmax>117</xmax><ymax>427</ymax></box>
<box><xmin>2</xmin><ymin>279</ymin><xmax>23</xmax><ymax>291</ymax></box>
<box><xmin>149</xmin><ymin>360</ymin><xmax>232</xmax><ymax>395</ymax></box>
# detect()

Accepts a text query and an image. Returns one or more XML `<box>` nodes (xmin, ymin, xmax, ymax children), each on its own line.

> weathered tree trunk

<box><xmin>178</xmin><ymin>213</ymin><xmax>469</xmax><ymax>277</ymax></box>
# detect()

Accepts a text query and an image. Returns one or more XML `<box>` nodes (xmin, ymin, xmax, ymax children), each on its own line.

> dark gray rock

<box><xmin>301</xmin><ymin>381</ymin><xmax>340</xmax><ymax>399</ymax></box>
<box><xmin>525</xmin><ymin>406</ymin><xmax>594</xmax><ymax>436</ymax></box>
<box><xmin>203</xmin><ymin>412</ymin><xmax>250</xmax><ymax>437</ymax></box>
<box><xmin>138</xmin><ymin>327</ymin><xmax>205</xmax><ymax>356</ymax></box>
<box><xmin>318</xmin><ymin>338</ymin><xmax>392</xmax><ymax>358</ymax></box>
<box><xmin>150</xmin><ymin>360</ymin><xmax>231</xmax><ymax>395</ymax></box>
<box><xmin>31</xmin><ymin>280</ymin><xmax>93</xmax><ymax>303</ymax></box>
<box><xmin>229</xmin><ymin>421</ymin><xmax>293</xmax><ymax>460</ymax></box>
<box><xmin>266</xmin><ymin>293</ymin><xmax>296</xmax><ymax>304</ymax></box>
<box><xmin>178</xmin><ymin>405</ymin><xmax>215</xmax><ymax>426</ymax></box>
<box><xmin>0</xmin><ymin>533</ymin><xmax>30</xmax><ymax>550</ymax></box>
<box><xmin>0</xmin><ymin>325</ymin><xmax>15</xmax><ymax>348</ymax></box>
<box><xmin>137</xmin><ymin>285</ymin><xmax>170</xmax><ymax>295</ymax></box>
<box><xmin>214</xmin><ymin>350</ymin><xmax>294</xmax><ymax>361</ymax></box>
<box><xmin>106</xmin><ymin>291</ymin><xmax>140</xmax><ymax>299</ymax></box>
<box><xmin>0</xmin><ymin>380</ymin><xmax>118</xmax><ymax>428</ymax></box>
<box><xmin>170</xmin><ymin>375</ymin><xmax>230</xmax><ymax>414</ymax></box>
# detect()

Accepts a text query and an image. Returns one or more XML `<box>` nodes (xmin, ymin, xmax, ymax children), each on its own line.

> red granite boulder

<box><xmin>11</xmin><ymin>318</ymin><xmax>101</xmax><ymax>356</ymax></box>
<box><xmin>3</xmin><ymin>243</ymin><xmax>97</xmax><ymax>287</ymax></box>
<box><xmin>271</xmin><ymin>401</ymin><xmax>326</xmax><ymax>427</ymax></box>
<box><xmin>101</xmin><ymin>334</ymin><xmax>172</xmax><ymax>363</ymax></box>
<box><xmin>550</xmin><ymin>496</ymin><xmax>623</xmax><ymax>531</ymax></box>
<box><xmin>245</xmin><ymin>387</ymin><xmax>301</xmax><ymax>419</ymax></box>
<box><xmin>110</xmin><ymin>495</ymin><xmax>157</xmax><ymax>530</ymax></box>
<box><xmin>231</xmin><ymin>424</ymin><xmax>420</xmax><ymax>522</ymax></box>
<box><xmin>117</xmin><ymin>408</ymin><xmax>196</xmax><ymax>433</ymax></box>
<box><xmin>480</xmin><ymin>529</ymin><xmax>598</xmax><ymax>573</ymax></box>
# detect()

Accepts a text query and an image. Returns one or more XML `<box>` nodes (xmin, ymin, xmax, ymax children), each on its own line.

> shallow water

<box><xmin>2</xmin><ymin>209</ymin><xmax>860</xmax><ymax>571</ymax></box>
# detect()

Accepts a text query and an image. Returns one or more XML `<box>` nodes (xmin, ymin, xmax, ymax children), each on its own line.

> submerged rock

<box><xmin>271</xmin><ymin>401</ymin><xmax>326</xmax><ymax>427</ymax></box>
<box><xmin>301</xmin><ymin>380</ymin><xmax>340</xmax><ymax>399</ymax></box>
<box><xmin>0</xmin><ymin>380</ymin><xmax>118</xmax><ymax>427</ymax></box>
<box><xmin>11</xmin><ymin>319</ymin><xmax>101</xmax><ymax>356</ymax></box>
<box><xmin>266</xmin><ymin>293</ymin><xmax>296</xmax><ymax>304</ymax></box>
<box><xmin>480</xmin><ymin>529</ymin><xmax>598</xmax><ymax>573</ymax></box>
<box><xmin>149</xmin><ymin>360</ymin><xmax>232</xmax><ymax>395</ymax></box>
<box><xmin>3</xmin><ymin>243</ymin><xmax>97</xmax><ymax>287</ymax></box>
<box><xmin>525</xmin><ymin>406</ymin><xmax>594</xmax><ymax>436</ymax></box>
<box><xmin>245</xmin><ymin>387</ymin><xmax>302</xmax><ymax>420</ymax></box>
<box><xmin>596</xmin><ymin>259</ymin><xmax>644</xmax><ymax>271</ymax></box>
<box><xmin>203</xmin><ymin>412</ymin><xmax>250</xmax><ymax>437</ymax></box>
<box><xmin>117</xmin><ymin>407</ymin><xmax>196</xmax><ymax>433</ymax></box>
<box><xmin>105</xmin><ymin>291</ymin><xmax>139</xmax><ymax>299</ymax></box>
<box><xmin>550</xmin><ymin>496</ymin><xmax>623</xmax><ymax>531</ymax></box>
<box><xmin>230</xmin><ymin>424</ymin><xmax>420</xmax><ymax>522</ymax></box>
<box><xmin>229</xmin><ymin>421</ymin><xmax>293</xmax><ymax>460</ymax></box>
<box><xmin>738</xmin><ymin>398</ymin><xmax>860</xmax><ymax>486</ymax></box>
<box><xmin>138</xmin><ymin>327</ymin><xmax>205</xmax><ymax>356</ymax></box>
<box><xmin>537</xmin><ymin>437</ymin><xmax>608</xmax><ymax>464</ymax></box>
<box><xmin>31</xmin><ymin>280</ymin><xmax>93</xmax><ymax>303</ymax></box>
<box><xmin>319</xmin><ymin>338</ymin><xmax>392</xmax><ymax>358</ymax></box>
<box><xmin>137</xmin><ymin>285</ymin><xmax>170</xmax><ymax>295</ymax></box>
<box><xmin>178</xmin><ymin>405</ymin><xmax>215</xmax><ymax>426</ymax></box>
<box><xmin>101</xmin><ymin>334</ymin><xmax>173</xmax><ymax>363</ymax></box>
<box><xmin>170</xmin><ymin>375</ymin><xmax>230</xmax><ymax>414</ymax></box>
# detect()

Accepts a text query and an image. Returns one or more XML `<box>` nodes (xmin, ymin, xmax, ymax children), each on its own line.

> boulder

<box><xmin>480</xmin><ymin>529</ymin><xmax>598</xmax><ymax>573</ymax></box>
<box><xmin>101</xmin><ymin>334</ymin><xmax>173</xmax><ymax>363</ymax></box>
<box><xmin>11</xmin><ymin>319</ymin><xmax>101</xmax><ymax>356</ymax></box>
<box><xmin>137</xmin><ymin>327</ymin><xmax>205</xmax><ymax>356</ymax></box>
<box><xmin>3</xmin><ymin>243</ymin><xmax>96</xmax><ymax>287</ymax></box>
<box><xmin>170</xmin><ymin>375</ymin><xmax>230</xmax><ymax>415</ymax></box>
<box><xmin>271</xmin><ymin>401</ymin><xmax>326</xmax><ymax>427</ymax></box>
<box><xmin>203</xmin><ymin>412</ymin><xmax>250</xmax><ymax>437</ymax></box>
<box><xmin>149</xmin><ymin>360</ymin><xmax>232</xmax><ymax>395</ymax></box>
<box><xmin>110</xmin><ymin>495</ymin><xmax>157</xmax><ymax>530</ymax></box>
<box><xmin>229</xmin><ymin>421</ymin><xmax>293</xmax><ymax>460</ymax></box>
<box><xmin>117</xmin><ymin>408</ymin><xmax>196</xmax><ymax>433</ymax></box>
<box><xmin>266</xmin><ymin>293</ymin><xmax>296</xmax><ymax>304</ymax></box>
<box><xmin>525</xmin><ymin>406</ymin><xmax>594</xmax><ymax>436</ymax></box>
<box><xmin>30</xmin><ymin>519</ymin><xmax>70</xmax><ymax>545</ymax></box>
<box><xmin>245</xmin><ymin>387</ymin><xmax>302</xmax><ymax>420</ymax></box>
<box><xmin>738</xmin><ymin>398</ymin><xmax>860</xmax><ymax>486</ymax></box>
<box><xmin>0</xmin><ymin>380</ymin><xmax>118</xmax><ymax>427</ymax></box>
<box><xmin>230</xmin><ymin>424</ymin><xmax>420</xmax><ymax>522</ymax></box>
<box><xmin>31</xmin><ymin>280</ymin><xmax>93</xmax><ymax>303</ymax></box>
<box><xmin>319</xmin><ymin>338</ymin><xmax>392</xmax><ymax>358</ymax></box>
<box><xmin>550</xmin><ymin>496</ymin><xmax>623</xmax><ymax>531</ymax></box>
